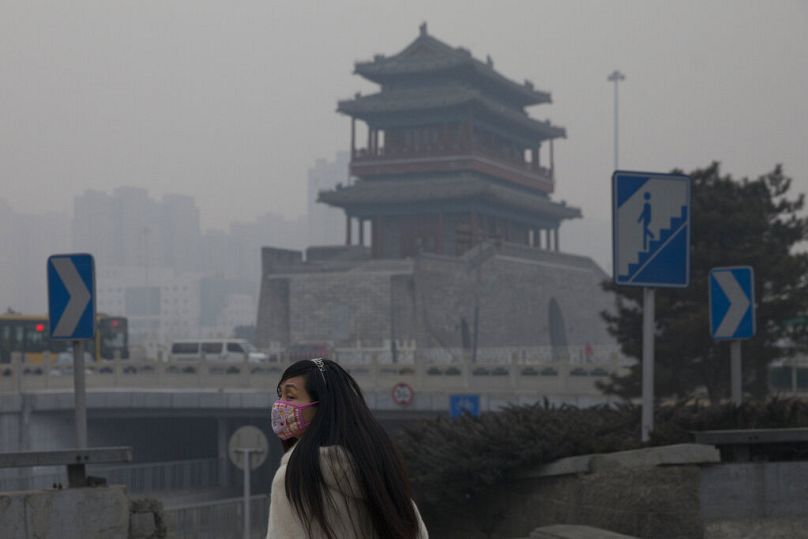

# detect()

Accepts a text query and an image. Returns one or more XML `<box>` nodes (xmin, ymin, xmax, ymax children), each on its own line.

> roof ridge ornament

<box><xmin>486</xmin><ymin>54</ymin><xmax>494</xmax><ymax>68</ymax></box>
<box><xmin>419</xmin><ymin>22</ymin><xmax>427</xmax><ymax>36</ymax></box>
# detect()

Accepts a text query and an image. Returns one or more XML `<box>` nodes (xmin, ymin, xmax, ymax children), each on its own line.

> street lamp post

<box><xmin>608</xmin><ymin>70</ymin><xmax>626</xmax><ymax>170</ymax></box>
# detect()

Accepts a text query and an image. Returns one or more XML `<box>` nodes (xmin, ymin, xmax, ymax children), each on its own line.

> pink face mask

<box><xmin>271</xmin><ymin>400</ymin><xmax>318</xmax><ymax>440</ymax></box>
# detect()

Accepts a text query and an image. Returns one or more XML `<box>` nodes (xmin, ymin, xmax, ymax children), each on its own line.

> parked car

<box><xmin>49</xmin><ymin>349</ymin><xmax>94</xmax><ymax>376</ymax></box>
<box><xmin>168</xmin><ymin>339</ymin><xmax>268</xmax><ymax>364</ymax></box>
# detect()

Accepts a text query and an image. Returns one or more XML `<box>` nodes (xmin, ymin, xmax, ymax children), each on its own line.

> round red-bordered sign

<box><xmin>391</xmin><ymin>382</ymin><xmax>414</xmax><ymax>407</ymax></box>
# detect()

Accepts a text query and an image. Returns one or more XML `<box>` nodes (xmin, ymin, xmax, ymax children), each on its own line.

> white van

<box><xmin>168</xmin><ymin>339</ymin><xmax>268</xmax><ymax>364</ymax></box>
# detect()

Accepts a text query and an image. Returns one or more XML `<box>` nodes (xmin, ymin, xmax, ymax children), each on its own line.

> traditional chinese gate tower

<box><xmin>320</xmin><ymin>23</ymin><xmax>580</xmax><ymax>259</ymax></box>
<box><xmin>257</xmin><ymin>25</ymin><xmax>618</xmax><ymax>372</ymax></box>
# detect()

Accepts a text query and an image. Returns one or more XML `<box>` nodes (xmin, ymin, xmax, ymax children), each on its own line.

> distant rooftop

<box><xmin>353</xmin><ymin>22</ymin><xmax>551</xmax><ymax>107</ymax></box>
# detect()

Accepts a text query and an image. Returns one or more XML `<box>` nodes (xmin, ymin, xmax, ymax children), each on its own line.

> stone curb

<box><xmin>524</xmin><ymin>443</ymin><xmax>720</xmax><ymax>479</ymax></box>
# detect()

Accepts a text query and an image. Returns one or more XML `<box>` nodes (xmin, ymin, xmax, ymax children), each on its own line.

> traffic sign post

<box><xmin>709</xmin><ymin>266</ymin><xmax>755</xmax><ymax>405</ymax></box>
<box><xmin>47</xmin><ymin>254</ymin><xmax>96</xmax><ymax>449</ymax></box>
<box><xmin>449</xmin><ymin>394</ymin><xmax>480</xmax><ymax>418</ymax></box>
<box><xmin>612</xmin><ymin>171</ymin><xmax>691</xmax><ymax>441</ymax></box>
<box><xmin>392</xmin><ymin>382</ymin><xmax>414</xmax><ymax>407</ymax></box>
<box><xmin>641</xmin><ymin>287</ymin><xmax>655</xmax><ymax>441</ymax></box>
<box><xmin>73</xmin><ymin>340</ymin><xmax>86</xmax><ymax>449</ymax></box>
<box><xmin>229</xmin><ymin>426</ymin><xmax>269</xmax><ymax>539</ymax></box>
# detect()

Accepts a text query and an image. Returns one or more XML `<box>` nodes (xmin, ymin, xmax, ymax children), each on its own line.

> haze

<box><xmin>2</xmin><ymin>0</ymin><xmax>807</xmax><ymax>276</ymax></box>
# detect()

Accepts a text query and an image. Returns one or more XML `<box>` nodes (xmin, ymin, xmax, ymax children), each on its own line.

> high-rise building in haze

<box><xmin>72</xmin><ymin>187</ymin><xmax>200</xmax><ymax>273</ymax></box>
<box><xmin>307</xmin><ymin>151</ymin><xmax>350</xmax><ymax>247</ymax></box>
<box><xmin>157</xmin><ymin>194</ymin><xmax>201</xmax><ymax>273</ymax></box>
<box><xmin>0</xmin><ymin>199</ymin><xmax>70</xmax><ymax>313</ymax></box>
<box><xmin>71</xmin><ymin>189</ymin><xmax>124</xmax><ymax>268</ymax></box>
<box><xmin>70</xmin><ymin>187</ymin><xmax>306</xmax><ymax>351</ymax></box>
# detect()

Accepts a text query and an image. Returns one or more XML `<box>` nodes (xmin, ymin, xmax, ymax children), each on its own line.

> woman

<box><xmin>266</xmin><ymin>358</ymin><xmax>428</xmax><ymax>539</ymax></box>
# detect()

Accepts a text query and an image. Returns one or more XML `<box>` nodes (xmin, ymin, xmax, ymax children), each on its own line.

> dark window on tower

<box><xmin>548</xmin><ymin>298</ymin><xmax>569</xmax><ymax>361</ymax></box>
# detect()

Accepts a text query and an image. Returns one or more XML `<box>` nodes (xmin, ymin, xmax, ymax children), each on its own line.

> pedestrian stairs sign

<box><xmin>612</xmin><ymin>171</ymin><xmax>691</xmax><ymax>287</ymax></box>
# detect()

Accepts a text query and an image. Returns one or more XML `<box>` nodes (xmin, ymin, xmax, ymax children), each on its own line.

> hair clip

<box><xmin>311</xmin><ymin>358</ymin><xmax>326</xmax><ymax>371</ymax></box>
<box><xmin>311</xmin><ymin>358</ymin><xmax>327</xmax><ymax>385</ymax></box>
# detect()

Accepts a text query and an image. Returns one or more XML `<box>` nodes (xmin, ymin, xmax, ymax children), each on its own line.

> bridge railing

<box><xmin>166</xmin><ymin>494</ymin><xmax>269</xmax><ymax>539</ymax></box>
<box><xmin>0</xmin><ymin>352</ymin><xmax>629</xmax><ymax>397</ymax></box>
<box><xmin>0</xmin><ymin>457</ymin><xmax>225</xmax><ymax>494</ymax></box>
<box><xmin>91</xmin><ymin>457</ymin><xmax>223</xmax><ymax>494</ymax></box>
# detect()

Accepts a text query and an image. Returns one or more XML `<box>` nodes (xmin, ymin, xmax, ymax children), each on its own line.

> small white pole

<box><xmin>731</xmin><ymin>341</ymin><xmax>742</xmax><ymax>405</ymax></box>
<box><xmin>641</xmin><ymin>288</ymin><xmax>655</xmax><ymax>442</ymax></box>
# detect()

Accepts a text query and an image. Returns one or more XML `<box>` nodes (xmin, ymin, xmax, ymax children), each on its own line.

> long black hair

<box><xmin>277</xmin><ymin>358</ymin><xmax>419</xmax><ymax>539</ymax></box>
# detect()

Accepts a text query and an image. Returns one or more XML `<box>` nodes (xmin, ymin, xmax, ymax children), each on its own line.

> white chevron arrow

<box><xmin>714</xmin><ymin>271</ymin><xmax>750</xmax><ymax>338</ymax></box>
<box><xmin>52</xmin><ymin>258</ymin><xmax>91</xmax><ymax>338</ymax></box>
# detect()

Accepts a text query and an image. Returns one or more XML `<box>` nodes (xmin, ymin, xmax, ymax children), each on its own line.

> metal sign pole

<box><xmin>641</xmin><ymin>287</ymin><xmax>655</xmax><ymax>442</ymax></box>
<box><xmin>241</xmin><ymin>449</ymin><xmax>252</xmax><ymax>539</ymax></box>
<box><xmin>229</xmin><ymin>426</ymin><xmax>268</xmax><ymax>539</ymax></box>
<box><xmin>731</xmin><ymin>340</ymin><xmax>742</xmax><ymax>405</ymax></box>
<box><xmin>73</xmin><ymin>340</ymin><xmax>87</xmax><ymax>449</ymax></box>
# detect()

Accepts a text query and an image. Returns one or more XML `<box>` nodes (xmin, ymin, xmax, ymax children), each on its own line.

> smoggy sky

<box><xmin>2</xmin><ymin>0</ymin><xmax>807</xmax><ymax>268</ymax></box>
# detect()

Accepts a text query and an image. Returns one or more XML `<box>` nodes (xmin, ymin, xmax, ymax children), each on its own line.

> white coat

<box><xmin>265</xmin><ymin>445</ymin><xmax>429</xmax><ymax>539</ymax></box>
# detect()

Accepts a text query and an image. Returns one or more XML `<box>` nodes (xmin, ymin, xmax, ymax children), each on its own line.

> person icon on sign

<box><xmin>638</xmin><ymin>192</ymin><xmax>655</xmax><ymax>251</ymax></box>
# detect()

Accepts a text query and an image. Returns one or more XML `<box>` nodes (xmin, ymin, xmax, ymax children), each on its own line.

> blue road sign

<box><xmin>449</xmin><ymin>394</ymin><xmax>480</xmax><ymax>418</ymax></box>
<box><xmin>612</xmin><ymin>171</ymin><xmax>691</xmax><ymax>287</ymax></box>
<box><xmin>710</xmin><ymin>266</ymin><xmax>755</xmax><ymax>340</ymax></box>
<box><xmin>47</xmin><ymin>254</ymin><xmax>96</xmax><ymax>340</ymax></box>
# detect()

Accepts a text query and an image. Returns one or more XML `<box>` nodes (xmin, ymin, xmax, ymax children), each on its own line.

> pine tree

<box><xmin>600</xmin><ymin>163</ymin><xmax>808</xmax><ymax>403</ymax></box>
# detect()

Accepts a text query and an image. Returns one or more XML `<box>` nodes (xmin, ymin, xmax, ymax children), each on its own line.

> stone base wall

<box><xmin>256</xmin><ymin>241</ymin><xmax>616</xmax><ymax>355</ymax></box>
<box><xmin>700</xmin><ymin>461</ymin><xmax>808</xmax><ymax>539</ymax></box>
<box><xmin>705</xmin><ymin>518</ymin><xmax>808</xmax><ymax>539</ymax></box>
<box><xmin>425</xmin><ymin>444</ymin><xmax>808</xmax><ymax>539</ymax></box>
<box><xmin>427</xmin><ymin>465</ymin><xmax>702</xmax><ymax>539</ymax></box>
<box><xmin>0</xmin><ymin>486</ymin><xmax>129</xmax><ymax>539</ymax></box>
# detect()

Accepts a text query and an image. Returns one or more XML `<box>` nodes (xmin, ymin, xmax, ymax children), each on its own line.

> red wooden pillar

<box><xmin>549</xmin><ymin>139</ymin><xmax>555</xmax><ymax>179</ymax></box>
<box><xmin>351</xmin><ymin>118</ymin><xmax>356</xmax><ymax>159</ymax></box>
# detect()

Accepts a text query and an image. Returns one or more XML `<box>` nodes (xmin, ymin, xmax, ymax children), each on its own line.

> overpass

<box><xmin>0</xmin><ymin>355</ymin><xmax>625</xmax><ymax>499</ymax></box>
<box><xmin>0</xmin><ymin>353</ymin><xmax>626</xmax><ymax>410</ymax></box>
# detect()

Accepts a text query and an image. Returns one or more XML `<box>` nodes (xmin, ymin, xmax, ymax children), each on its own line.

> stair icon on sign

<box><xmin>624</xmin><ymin>205</ymin><xmax>689</xmax><ymax>281</ymax></box>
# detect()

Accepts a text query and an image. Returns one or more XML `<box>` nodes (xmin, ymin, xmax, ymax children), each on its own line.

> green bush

<box><xmin>395</xmin><ymin>398</ymin><xmax>808</xmax><ymax>515</ymax></box>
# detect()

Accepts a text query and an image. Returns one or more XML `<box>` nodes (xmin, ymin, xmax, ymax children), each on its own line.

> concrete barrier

<box><xmin>0</xmin><ymin>486</ymin><xmax>129</xmax><ymax>539</ymax></box>
<box><xmin>428</xmin><ymin>442</ymin><xmax>808</xmax><ymax>539</ymax></box>
<box><xmin>525</xmin><ymin>524</ymin><xmax>639</xmax><ymax>538</ymax></box>
<box><xmin>427</xmin><ymin>444</ymin><xmax>720</xmax><ymax>539</ymax></box>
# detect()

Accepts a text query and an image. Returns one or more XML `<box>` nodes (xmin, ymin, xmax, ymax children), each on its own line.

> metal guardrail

<box><xmin>0</xmin><ymin>355</ymin><xmax>628</xmax><ymax>397</ymax></box>
<box><xmin>0</xmin><ymin>468</ymin><xmax>65</xmax><ymax>492</ymax></box>
<box><xmin>0</xmin><ymin>446</ymin><xmax>132</xmax><ymax>488</ymax></box>
<box><xmin>0</xmin><ymin>457</ymin><xmax>223</xmax><ymax>494</ymax></box>
<box><xmin>693</xmin><ymin>427</ymin><xmax>808</xmax><ymax>446</ymax></box>
<box><xmin>92</xmin><ymin>457</ymin><xmax>223</xmax><ymax>494</ymax></box>
<box><xmin>692</xmin><ymin>427</ymin><xmax>808</xmax><ymax>462</ymax></box>
<box><xmin>167</xmin><ymin>494</ymin><xmax>269</xmax><ymax>539</ymax></box>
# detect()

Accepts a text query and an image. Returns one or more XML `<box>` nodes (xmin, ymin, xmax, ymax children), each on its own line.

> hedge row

<box><xmin>394</xmin><ymin>398</ymin><xmax>808</xmax><ymax>512</ymax></box>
